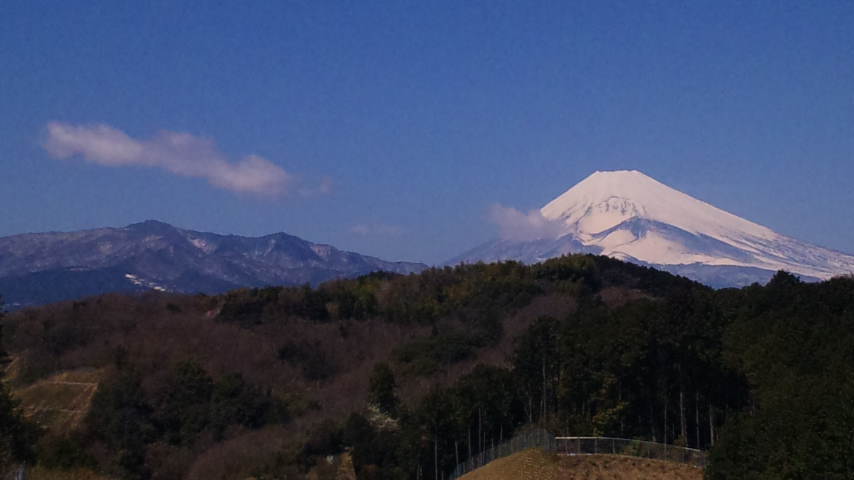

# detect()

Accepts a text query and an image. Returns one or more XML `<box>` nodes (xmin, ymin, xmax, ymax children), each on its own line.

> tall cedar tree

<box><xmin>0</xmin><ymin>297</ymin><xmax>40</xmax><ymax>468</ymax></box>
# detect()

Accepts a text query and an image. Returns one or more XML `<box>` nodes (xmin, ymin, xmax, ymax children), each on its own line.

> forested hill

<box><xmin>2</xmin><ymin>254</ymin><xmax>853</xmax><ymax>479</ymax></box>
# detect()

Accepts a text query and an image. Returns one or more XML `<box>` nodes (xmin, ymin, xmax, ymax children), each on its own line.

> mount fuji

<box><xmin>451</xmin><ymin>170</ymin><xmax>854</xmax><ymax>287</ymax></box>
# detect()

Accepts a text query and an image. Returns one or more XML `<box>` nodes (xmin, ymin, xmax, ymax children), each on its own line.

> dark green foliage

<box><xmin>451</xmin><ymin>365</ymin><xmax>525</xmax><ymax>446</ymax></box>
<box><xmin>154</xmin><ymin>361</ymin><xmax>214</xmax><ymax>445</ymax></box>
<box><xmin>217</xmin><ymin>261</ymin><xmax>542</xmax><ymax>328</ymax></box>
<box><xmin>341</xmin><ymin>412</ymin><xmax>374</xmax><ymax>448</ymax></box>
<box><xmin>303</xmin><ymin>419</ymin><xmax>342</xmax><ymax>458</ymax></box>
<box><xmin>210</xmin><ymin>372</ymin><xmax>287</xmax><ymax>440</ymax></box>
<box><xmin>153</xmin><ymin>362</ymin><xmax>290</xmax><ymax>445</ymax></box>
<box><xmin>85</xmin><ymin>361</ymin><xmax>288</xmax><ymax>479</ymax></box>
<box><xmin>0</xmin><ymin>382</ymin><xmax>41</xmax><ymax>467</ymax></box>
<box><xmin>393</xmin><ymin>333</ymin><xmax>479</xmax><ymax>376</ymax></box>
<box><xmin>344</xmin><ymin>365</ymin><xmax>526</xmax><ymax>479</ymax></box>
<box><xmin>0</xmin><ymin>298</ymin><xmax>41</xmax><ymax>467</ymax></box>
<box><xmin>320</xmin><ymin>279</ymin><xmax>379</xmax><ymax>319</ymax></box>
<box><xmin>343</xmin><ymin>412</ymin><xmax>411</xmax><ymax>480</ymax></box>
<box><xmin>86</xmin><ymin>370</ymin><xmax>155</xmax><ymax>479</ymax></box>
<box><xmin>218</xmin><ymin>283</ymin><xmax>371</xmax><ymax>325</ymax></box>
<box><xmin>45</xmin><ymin>302</ymin><xmax>93</xmax><ymax>355</ymax></box>
<box><xmin>332</xmin><ymin>274</ymin><xmax>739</xmax><ymax>478</ymax></box>
<box><xmin>706</xmin><ymin>273</ymin><xmax>854</xmax><ymax>479</ymax></box>
<box><xmin>0</xmin><ymin>299</ymin><xmax>7</xmax><ymax>366</ymax></box>
<box><xmin>37</xmin><ymin>433</ymin><xmax>96</xmax><ymax>470</ymax></box>
<box><xmin>277</xmin><ymin>340</ymin><xmax>335</xmax><ymax>380</ymax></box>
<box><xmin>368</xmin><ymin>362</ymin><xmax>400</xmax><ymax>415</ymax></box>
<box><xmin>217</xmin><ymin>287</ymin><xmax>282</xmax><ymax>325</ymax></box>
<box><xmin>532</xmin><ymin>254</ymin><xmax>601</xmax><ymax>291</ymax></box>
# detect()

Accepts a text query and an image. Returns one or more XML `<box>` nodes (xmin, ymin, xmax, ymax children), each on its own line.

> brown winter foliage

<box><xmin>2</xmin><ymin>256</ymin><xmax>696</xmax><ymax>478</ymax></box>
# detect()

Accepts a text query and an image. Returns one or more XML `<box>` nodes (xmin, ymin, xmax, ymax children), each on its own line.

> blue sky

<box><xmin>2</xmin><ymin>1</ymin><xmax>853</xmax><ymax>264</ymax></box>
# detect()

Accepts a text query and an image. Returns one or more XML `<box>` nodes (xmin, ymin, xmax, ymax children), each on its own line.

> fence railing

<box><xmin>448</xmin><ymin>428</ymin><xmax>555</xmax><ymax>479</ymax></box>
<box><xmin>555</xmin><ymin>436</ymin><xmax>707</xmax><ymax>469</ymax></box>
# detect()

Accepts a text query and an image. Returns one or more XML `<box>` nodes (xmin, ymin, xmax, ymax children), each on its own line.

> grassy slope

<box><xmin>13</xmin><ymin>367</ymin><xmax>105</xmax><ymax>434</ymax></box>
<box><xmin>460</xmin><ymin>449</ymin><xmax>702</xmax><ymax>480</ymax></box>
<box><xmin>11</xmin><ymin>368</ymin><xmax>112</xmax><ymax>480</ymax></box>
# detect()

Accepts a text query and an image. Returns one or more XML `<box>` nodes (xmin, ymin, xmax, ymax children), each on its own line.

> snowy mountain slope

<box><xmin>451</xmin><ymin>170</ymin><xmax>854</xmax><ymax>287</ymax></box>
<box><xmin>0</xmin><ymin>220</ymin><xmax>426</xmax><ymax>307</ymax></box>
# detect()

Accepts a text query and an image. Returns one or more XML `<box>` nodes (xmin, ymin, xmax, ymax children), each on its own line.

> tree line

<box><xmin>1</xmin><ymin>256</ymin><xmax>853</xmax><ymax>479</ymax></box>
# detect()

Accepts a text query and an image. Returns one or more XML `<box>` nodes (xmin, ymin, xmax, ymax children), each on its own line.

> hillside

<box><xmin>2</xmin><ymin>254</ymin><xmax>853</xmax><ymax>479</ymax></box>
<box><xmin>0</xmin><ymin>220</ymin><xmax>426</xmax><ymax>308</ymax></box>
<box><xmin>459</xmin><ymin>449</ymin><xmax>701</xmax><ymax>480</ymax></box>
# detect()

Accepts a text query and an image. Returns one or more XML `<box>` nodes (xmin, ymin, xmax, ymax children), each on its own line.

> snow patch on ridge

<box><xmin>125</xmin><ymin>273</ymin><xmax>168</xmax><ymax>292</ymax></box>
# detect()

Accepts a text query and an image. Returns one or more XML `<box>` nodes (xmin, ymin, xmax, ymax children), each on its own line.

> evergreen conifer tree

<box><xmin>0</xmin><ymin>297</ymin><xmax>40</xmax><ymax>468</ymax></box>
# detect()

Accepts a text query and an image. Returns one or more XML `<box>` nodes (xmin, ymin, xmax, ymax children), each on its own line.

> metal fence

<box><xmin>555</xmin><ymin>436</ymin><xmax>707</xmax><ymax>469</ymax></box>
<box><xmin>448</xmin><ymin>428</ymin><xmax>556</xmax><ymax>479</ymax></box>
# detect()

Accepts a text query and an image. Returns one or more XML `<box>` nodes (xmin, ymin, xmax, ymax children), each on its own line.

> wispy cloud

<box><xmin>44</xmin><ymin>122</ymin><xmax>293</xmax><ymax>196</ymax></box>
<box><xmin>350</xmin><ymin>223</ymin><xmax>404</xmax><ymax>236</ymax></box>
<box><xmin>489</xmin><ymin>204</ymin><xmax>566</xmax><ymax>242</ymax></box>
<box><xmin>298</xmin><ymin>177</ymin><xmax>334</xmax><ymax>197</ymax></box>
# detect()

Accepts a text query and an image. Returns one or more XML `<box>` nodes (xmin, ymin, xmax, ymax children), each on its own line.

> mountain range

<box><xmin>0</xmin><ymin>220</ymin><xmax>425</xmax><ymax>308</ymax></box>
<box><xmin>451</xmin><ymin>170</ymin><xmax>854</xmax><ymax>287</ymax></box>
<box><xmin>3</xmin><ymin>170</ymin><xmax>853</xmax><ymax>307</ymax></box>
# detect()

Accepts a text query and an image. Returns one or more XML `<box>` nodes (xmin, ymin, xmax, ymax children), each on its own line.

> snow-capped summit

<box><xmin>451</xmin><ymin>170</ymin><xmax>854</xmax><ymax>287</ymax></box>
<box><xmin>542</xmin><ymin>170</ymin><xmax>774</xmax><ymax>239</ymax></box>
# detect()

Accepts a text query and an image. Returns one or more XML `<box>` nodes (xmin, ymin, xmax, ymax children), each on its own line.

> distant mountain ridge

<box><xmin>0</xmin><ymin>220</ymin><xmax>426</xmax><ymax>307</ymax></box>
<box><xmin>451</xmin><ymin>170</ymin><xmax>854</xmax><ymax>287</ymax></box>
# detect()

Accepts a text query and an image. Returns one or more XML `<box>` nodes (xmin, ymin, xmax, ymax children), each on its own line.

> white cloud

<box><xmin>44</xmin><ymin>122</ymin><xmax>293</xmax><ymax>196</ymax></box>
<box><xmin>298</xmin><ymin>177</ymin><xmax>334</xmax><ymax>197</ymax></box>
<box><xmin>489</xmin><ymin>204</ymin><xmax>566</xmax><ymax>242</ymax></box>
<box><xmin>350</xmin><ymin>223</ymin><xmax>404</xmax><ymax>236</ymax></box>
